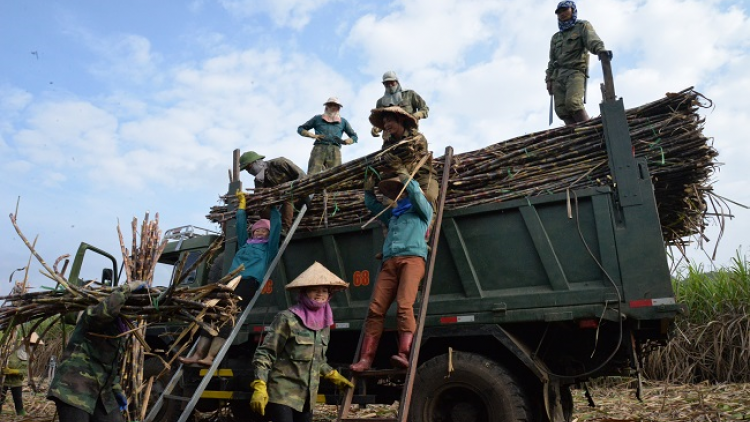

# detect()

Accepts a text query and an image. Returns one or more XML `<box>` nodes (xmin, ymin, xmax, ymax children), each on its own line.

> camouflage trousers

<box><xmin>54</xmin><ymin>397</ymin><xmax>124</xmax><ymax>422</ymax></box>
<box><xmin>307</xmin><ymin>144</ymin><xmax>341</xmax><ymax>174</ymax></box>
<box><xmin>552</xmin><ymin>68</ymin><xmax>586</xmax><ymax>120</ymax></box>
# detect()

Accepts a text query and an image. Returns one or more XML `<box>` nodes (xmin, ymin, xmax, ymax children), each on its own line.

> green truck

<box><xmin>67</xmin><ymin>78</ymin><xmax>682</xmax><ymax>422</ymax></box>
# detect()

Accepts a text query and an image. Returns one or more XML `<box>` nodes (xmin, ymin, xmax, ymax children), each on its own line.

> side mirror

<box><xmin>101</xmin><ymin>268</ymin><xmax>114</xmax><ymax>286</ymax></box>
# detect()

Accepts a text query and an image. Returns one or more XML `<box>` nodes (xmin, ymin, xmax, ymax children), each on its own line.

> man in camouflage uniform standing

<box><xmin>48</xmin><ymin>280</ymin><xmax>145</xmax><ymax>422</ymax></box>
<box><xmin>546</xmin><ymin>1</ymin><xmax>612</xmax><ymax>126</ymax></box>
<box><xmin>240</xmin><ymin>151</ymin><xmax>308</xmax><ymax>232</ymax></box>
<box><xmin>371</xmin><ymin>71</ymin><xmax>429</xmax><ymax>140</ymax></box>
<box><xmin>298</xmin><ymin>97</ymin><xmax>358</xmax><ymax>174</ymax></box>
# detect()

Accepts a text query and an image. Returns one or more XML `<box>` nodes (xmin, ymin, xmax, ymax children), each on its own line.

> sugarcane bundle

<box><xmin>3</xmin><ymin>211</ymin><xmax>243</xmax><ymax>421</ymax></box>
<box><xmin>208</xmin><ymin>88</ymin><xmax>719</xmax><ymax>246</ymax></box>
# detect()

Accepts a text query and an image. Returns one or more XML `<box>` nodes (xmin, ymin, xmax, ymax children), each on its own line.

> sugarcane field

<box><xmin>4</xmin><ymin>2</ymin><xmax>750</xmax><ymax>422</ymax></box>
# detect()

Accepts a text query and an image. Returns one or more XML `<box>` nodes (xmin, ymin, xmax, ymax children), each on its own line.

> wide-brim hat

<box><xmin>378</xmin><ymin>176</ymin><xmax>405</xmax><ymax>200</ymax></box>
<box><xmin>29</xmin><ymin>332</ymin><xmax>44</xmax><ymax>345</ymax></box>
<box><xmin>369</xmin><ymin>106</ymin><xmax>418</xmax><ymax>131</ymax></box>
<box><xmin>324</xmin><ymin>97</ymin><xmax>343</xmax><ymax>107</ymax></box>
<box><xmin>285</xmin><ymin>262</ymin><xmax>349</xmax><ymax>291</ymax></box>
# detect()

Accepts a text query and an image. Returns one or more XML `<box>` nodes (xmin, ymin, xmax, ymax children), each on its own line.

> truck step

<box><xmin>352</xmin><ymin>368</ymin><xmax>406</xmax><ymax>378</ymax></box>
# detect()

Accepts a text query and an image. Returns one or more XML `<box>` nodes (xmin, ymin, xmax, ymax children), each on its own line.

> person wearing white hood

<box><xmin>371</xmin><ymin>71</ymin><xmax>429</xmax><ymax>140</ymax></box>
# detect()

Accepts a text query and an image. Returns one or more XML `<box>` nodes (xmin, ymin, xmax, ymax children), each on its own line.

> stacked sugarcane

<box><xmin>2</xmin><ymin>211</ymin><xmax>243</xmax><ymax>421</ymax></box>
<box><xmin>207</xmin><ymin>88</ymin><xmax>720</xmax><ymax>246</ymax></box>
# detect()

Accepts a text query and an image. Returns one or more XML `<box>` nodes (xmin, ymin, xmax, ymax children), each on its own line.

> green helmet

<box><xmin>239</xmin><ymin>151</ymin><xmax>265</xmax><ymax>170</ymax></box>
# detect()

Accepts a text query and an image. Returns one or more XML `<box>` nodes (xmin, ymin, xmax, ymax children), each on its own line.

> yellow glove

<box><xmin>250</xmin><ymin>380</ymin><xmax>268</xmax><ymax>416</ymax></box>
<box><xmin>2</xmin><ymin>367</ymin><xmax>20</xmax><ymax>375</ymax></box>
<box><xmin>236</xmin><ymin>189</ymin><xmax>246</xmax><ymax>210</ymax></box>
<box><xmin>324</xmin><ymin>370</ymin><xmax>354</xmax><ymax>391</ymax></box>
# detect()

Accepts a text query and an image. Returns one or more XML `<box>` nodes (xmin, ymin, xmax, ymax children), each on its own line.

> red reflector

<box><xmin>629</xmin><ymin>299</ymin><xmax>653</xmax><ymax>308</ymax></box>
<box><xmin>440</xmin><ymin>316</ymin><xmax>458</xmax><ymax>324</ymax></box>
<box><xmin>252</xmin><ymin>326</ymin><xmax>264</xmax><ymax>332</ymax></box>
<box><xmin>578</xmin><ymin>319</ymin><xmax>598</xmax><ymax>329</ymax></box>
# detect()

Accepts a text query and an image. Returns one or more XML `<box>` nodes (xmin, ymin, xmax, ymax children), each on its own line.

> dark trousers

<box><xmin>0</xmin><ymin>385</ymin><xmax>24</xmax><ymax>414</ymax></box>
<box><xmin>265</xmin><ymin>402</ymin><xmax>312</xmax><ymax>422</ymax></box>
<box><xmin>218</xmin><ymin>277</ymin><xmax>259</xmax><ymax>338</ymax></box>
<box><xmin>54</xmin><ymin>397</ymin><xmax>124</xmax><ymax>422</ymax></box>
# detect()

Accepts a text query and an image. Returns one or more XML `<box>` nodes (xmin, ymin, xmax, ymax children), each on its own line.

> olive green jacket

<box><xmin>376</xmin><ymin>90</ymin><xmax>429</xmax><ymax>119</ymax></box>
<box><xmin>545</xmin><ymin>20</ymin><xmax>606</xmax><ymax>83</ymax></box>
<box><xmin>255</xmin><ymin>158</ymin><xmax>306</xmax><ymax>189</ymax></box>
<box><xmin>2</xmin><ymin>347</ymin><xmax>28</xmax><ymax>388</ymax></box>
<box><xmin>252</xmin><ymin>310</ymin><xmax>334</xmax><ymax>412</ymax></box>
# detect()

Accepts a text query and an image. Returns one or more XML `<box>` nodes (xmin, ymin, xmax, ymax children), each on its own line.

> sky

<box><xmin>2</xmin><ymin>0</ymin><xmax>749</xmax><ymax>297</ymax></box>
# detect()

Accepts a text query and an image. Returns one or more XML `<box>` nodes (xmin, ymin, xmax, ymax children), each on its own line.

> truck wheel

<box><xmin>208</xmin><ymin>252</ymin><xmax>225</xmax><ymax>284</ymax></box>
<box><xmin>411</xmin><ymin>351</ymin><xmax>533</xmax><ymax>422</ymax></box>
<box><xmin>143</xmin><ymin>358</ymin><xmax>184</xmax><ymax>422</ymax></box>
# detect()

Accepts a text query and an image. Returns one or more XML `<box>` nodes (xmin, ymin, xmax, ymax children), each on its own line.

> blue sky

<box><xmin>2</xmin><ymin>0</ymin><xmax>749</xmax><ymax>296</ymax></box>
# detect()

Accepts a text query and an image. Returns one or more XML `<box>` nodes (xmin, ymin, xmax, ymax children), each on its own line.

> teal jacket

<box><xmin>365</xmin><ymin>179</ymin><xmax>432</xmax><ymax>261</ymax></box>
<box><xmin>230</xmin><ymin>206</ymin><xmax>281</xmax><ymax>281</ymax></box>
<box><xmin>297</xmin><ymin>115</ymin><xmax>358</xmax><ymax>146</ymax></box>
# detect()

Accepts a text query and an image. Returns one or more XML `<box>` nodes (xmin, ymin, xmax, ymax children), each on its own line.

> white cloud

<box><xmin>218</xmin><ymin>0</ymin><xmax>337</xmax><ymax>29</ymax></box>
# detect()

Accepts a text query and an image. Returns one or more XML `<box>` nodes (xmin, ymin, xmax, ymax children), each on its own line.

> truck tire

<box><xmin>411</xmin><ymin>351</ymin><xmax>533</xmax><ymax>422</ymax></box>
<box><xmin>143</xmin><ymin>358</ymin><xmax>185</xmax><ymax>422</ymax></box>
<box><xmin>208</xmin><ymin>252</ymin><xmax>225</xmax><ymax>284</ymax></box>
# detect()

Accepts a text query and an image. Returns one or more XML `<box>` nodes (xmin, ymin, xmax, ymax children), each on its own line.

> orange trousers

<box><xmin>364</xmin><ymin>256</ymin><xmax>426</xmax><ymax>336</ymax></box>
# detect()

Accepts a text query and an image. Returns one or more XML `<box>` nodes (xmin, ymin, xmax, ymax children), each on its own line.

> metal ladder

<box><xmin>337</xmin><ymin>146</ymin><xmax>453</xmax><ymax>422</ymax></box>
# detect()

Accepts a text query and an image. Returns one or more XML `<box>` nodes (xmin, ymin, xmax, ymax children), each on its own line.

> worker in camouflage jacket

<box><xmin>546</xmin><ymin>1</ymin><xmax>612</xmax><ymax>126</ymax></box>
<box><xmin>298</xmin><ymin>97</ymin><xmax>358</xmax><ymax>174</ymax></box>
<box><xmin>372</xmin><ymin>71</ymin><xmax>429</xmax><ymax>140</ymax></box>
<box><xmin>47</xmin><ymin>280</ymin><xmax>146</xmax><ymax>422</ymax></box>
<box><xmin>369</xmin><ymin>106</ymin><xmax>438</xmax><ymax>206</ymax></box>
<box><xmin>250</xmin><ymin>262</ymin><xmax>352</xmax><ymax>421</ymax></box>
<box><xmin>239</xmin><ymin>151</ymin><xmax>309</xmax><ymax>232</ymax></box>
<box><xmin>1</xmin><ymin>332</ymin><xmax>42</xmax><ymax>416</ymax></box>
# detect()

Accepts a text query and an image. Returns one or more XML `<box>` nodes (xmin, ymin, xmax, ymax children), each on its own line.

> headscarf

<box><xmin>391</xmin><ymin>197</ymin><xmax>413</xmax><ymax>217</ymax></box>
<box><xmin>290</xmin><ymin>290</ymin><xmax>333</xmax><ymax>331</ymax></box>
<box><xmin>322</xmin><ymin>105</ymin><xmax>342</xmax><ymax>123</ymax></box>
<box><xmin>247</xmin><ymin>219</ymin><xmax>271</xmax><ymax>244</ymax></box>
<box><xmin>380</xmin><ymin>82</ymin><xmax>404</xmax><ymax>107</ymax></box>
<box><xmin>556</xmin><ymin>1</ymin><xmax>578</xmax><ymax>32</ymax></box>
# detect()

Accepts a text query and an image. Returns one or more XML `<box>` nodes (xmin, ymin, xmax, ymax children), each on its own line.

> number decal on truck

<box><xmin>353</xmin><ymin>270</ymin><xmax>370</xmax><ymax>286</ymax></box>
<box><xmin>261</xmin><ymin>280</ymin><xmax>274</xmax><ymax>294</ymax></box>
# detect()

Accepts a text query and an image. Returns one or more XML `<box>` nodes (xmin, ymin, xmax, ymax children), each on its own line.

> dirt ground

<box><xmin>2</xmin><ymin>381</ymin><xmax>749</xmax><ymax>421</ymax></box>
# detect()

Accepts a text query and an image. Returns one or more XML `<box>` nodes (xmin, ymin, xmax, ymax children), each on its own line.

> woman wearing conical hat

<box><xmin>249</xmin><ymin>262</ymin><xmax>353</xmax><ymax>421</ymax></box>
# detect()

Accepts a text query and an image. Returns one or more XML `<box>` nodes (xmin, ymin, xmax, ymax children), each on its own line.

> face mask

<box><xmin>249</xmin><ymin>160</ymin><xmax>265</xmax><ymax>176</ymax></box>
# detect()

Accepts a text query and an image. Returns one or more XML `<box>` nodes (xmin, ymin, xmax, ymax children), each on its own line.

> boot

<box><xmin>572</xmin><ymin>109</ymin><xmax>590</xmax><ymax>123</ymax></box>
<box><xmin>196</xmin><ymin>337</ymin><xmax>226</xmax><ymax>367</ymax></box>
<box><xmin>390</xmin><ymin>332</ymin><xmax>414</xmax><ymax>369</ymax></box>
<box><xmin>179</xmin><ymin>336</ymin><xmax>211</xmax><ymax>365</ymax></box>
<box><xmin>349</xmin><ymin>335</ymin><xmax>380</xmax><ymax>372</ymax></box>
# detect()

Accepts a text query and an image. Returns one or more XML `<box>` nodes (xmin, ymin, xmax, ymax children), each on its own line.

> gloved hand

<box><xmin>344</xmin><ymin>138</ymin><xmax>354</xmax><ymax>145</ymax></box>
<box><xmin>1</xmin><ymin>367</ymin><xmax>20</xmax><ymax>375</ymax></box>
<box><xmin>300</xmin><ymin>129</ymin><xmax>316</xmax><ymax>138</ymax></box>
<box><xmin>364</xmin><ymin>174</ymin><xmax>377</xmax><ymax>192</ymax></box>
<box><xmin>314</xmin><ymin>134</ymin><xmax>326</xmax><ymax>140</ymax></box>
<box><xmin>324</xmin><ymin>370</ymin><xmax>354</xmax><ymax>392</ymax></box>
<box><xmin>598</xmin><ymin>50</ymin><xmax>613</xmax><ymax>61</ymax></box>
<box><xmin>125</xmin><ymin>280</ymin><xmax>148</xmax><ymax>293</ymax></box>
<box><xmin>115</xmin><ymin>391</ymin><xmax>128</xmax><ymax>411</ymax></box>
<box><xmin>371</xmin><ymin>126</ymin><xmax>382</xmax><ymax>137</ymax></box>
<box><xmin>250</xmin><ymin>380</ymin><xmax>269</xmax><ymax>416</ymax></box>
<box><xmin>546</xmin><ymin>81</ymin><xmax>553</xmax><ymax>95</ymax></box>
<box><xmin>235</xmin><ymin>189</ymin><xmax>246</xmax><ymax>210</ymax></box>
<box><xmin>413</xmin><ymin>110</ymin><xmax>426</xmax><ymax>120</ymax></box>
<box><xmin>302</xmin><ymin>194</ymin><xmax>313</xmax><ymax>211</ymax></box>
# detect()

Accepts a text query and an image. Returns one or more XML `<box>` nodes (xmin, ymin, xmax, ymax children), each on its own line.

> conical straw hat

<box><xmin>285</xmin><ymin>262</ymin><xmax>349</xmax><ymax>291</ymax></box>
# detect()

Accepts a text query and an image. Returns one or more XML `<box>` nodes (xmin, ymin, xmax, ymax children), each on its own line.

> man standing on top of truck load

<box><xmin>369</xmin><ymin>106</ymin><xmax>438</xmax><ymax>206</ymax></box>
<box><xmin>298</xmin><ymin>97</ymin><xmax>358</xmax><ymax>174</ymax></box>
<box><xmin>371</xmin><ymin>71</ymin><xmax>429</xmax><ymax>140</ymax></box>
<box><xmin>546</xmin><ymin>1</ymin><xmax>612</xmax><ymax>126</ymax></box>
<box><xmin>48</xmin><ymin>280</ymin><xmax>147</xmax><ymax>422</ymax></box>
<box><xmin>350</xmin><ymin>174</ymin><xmax>432</xmax><ymax>372</ymax></box>
<box><xmin>240</xmin><ymin>151</ymin><xmax>308</xmax><ymax>232</ymax></box>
